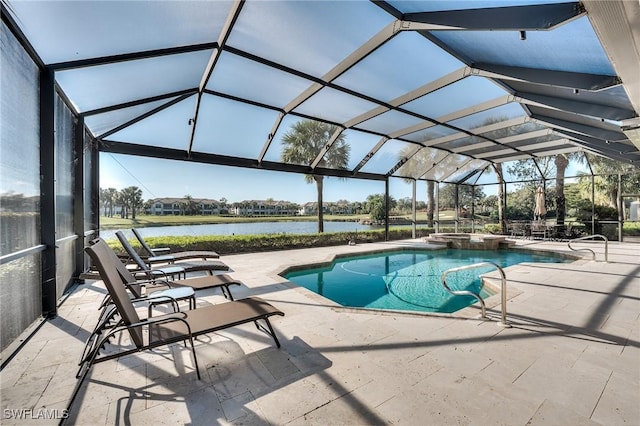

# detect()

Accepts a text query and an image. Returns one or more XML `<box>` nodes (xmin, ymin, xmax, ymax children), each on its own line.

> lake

<box><xmin>100</xmin><ymin>221</ymin><xmax>388</xmax><ymax>240</ymax></box>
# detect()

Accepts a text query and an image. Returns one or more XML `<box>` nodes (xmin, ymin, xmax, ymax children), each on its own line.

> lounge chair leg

<box><xmin>222</xmin><ymin>285</ymin><xmax>234</xmax><ymax>301</ymax></box>
<box><xmin>67</xmin><ymin>362</ymin><xmax>91</xmax><ymax>424</ymax></box>
<box><xmin>187</xmin><ymin>335</ymin><xmax>201</xmax><ymax>380</ymax></box>
<box><xmin>254</xmin><ymin>319</ymin><xmax>281</xmax><ymax>348</ymax></box>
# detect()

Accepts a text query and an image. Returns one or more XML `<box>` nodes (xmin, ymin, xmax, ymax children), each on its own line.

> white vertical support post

<box><xmin>384</xmin><ymin>178</ymin><xmax>390</xmax><ymax>241</ymax></box>
<box><xmin>471</xmin><ymin>185</ymin><xmax>476</xmax><ymax>233</ymax></box>
<box><xmin>454</xmin><ymin>184</ymin><xmax>459</xmax><ymax>233</ymax></box>
<box><xmin>591</xmin><ymin>175</ymin><xmax>596</xmax><ymax>235</ymax></box>
<box><xmin>412</xmin><ymin>180</ymin><xmax>417</xmax><ymax>239</ymax></box>
<box><xmin>435</xmin><ymin>183</ymin><xmax>440</xmax><ymax>233</ymax></box>
<box><xmin>618</xmin><ymin>173</ymin><xmax>623</xmax><ymax>242</ymax></box>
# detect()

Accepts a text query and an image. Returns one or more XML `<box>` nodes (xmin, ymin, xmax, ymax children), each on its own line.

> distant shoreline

<box><xmin>99</xmin><ymin>214</ymin><xmax>366</xmax><ymax>230</ymax></box>
<box><xmin>98</xmin><ymin>213</ymin><xmax>431</xmax><ymax>230</ymax></box>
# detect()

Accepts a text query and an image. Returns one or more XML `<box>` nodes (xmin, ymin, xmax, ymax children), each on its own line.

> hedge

<box><xmin>107</xmin><ymin>227</ymin><xmax>436</xmax><ymax>256</ymax></box>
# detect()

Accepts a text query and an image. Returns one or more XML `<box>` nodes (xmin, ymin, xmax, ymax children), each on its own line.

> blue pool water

<box><xmin>284</xmin><ymin>249</ymin><xmax>571</xmax><ymax>314</ymax></box>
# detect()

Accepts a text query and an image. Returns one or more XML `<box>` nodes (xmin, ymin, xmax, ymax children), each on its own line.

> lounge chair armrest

<box><xmin>151</xmin><ymin>247</ymin><xmax>171</xmax><ymax>255</ymax></box>
<box><xmin>150</xmin><ymin>270</ymin><xmax>170</xmax><ymax>279</ymax></box>
<box><xmin>138</xmin><ymin>312</ymin><xmax>193</xmax><ymax>333</ymax></box>
<box><xmin>144</xmin><ymin>280</ymin><xmax>177</xmax><ymax>290</ymax></box>
<box><xmin>128</xmin><ymin>293</ymin><xmax>176</xmax><ymax>303</ymax></box>
<box><xmin>103</xmin><ymin>312</ymin><xmax>191</xmax><ymax>337</ymax></box>
<box><xmin>149</xmin><ymin>266</ymin><xmax>184</xmax><ymax>280</ymax></box>
<box><xmin>147</xmin><ymin>254</ymin><xmax>175</xmax><ymax>264</ymax></box>
<box><xmin>143</xmin><ymin>311</ymin><xmax>186</xmax><ymax>323</ymax></box>
<box><xmin>132</xmin><ymin>271</ymin><xmax>153</xmax><ymax>280</ymax></box>
<box><xmin>129</xmin><ymin>296</ymin><xmax>161</xmax><ymax>305</ymax></box>
<box><xmin>123</xmin><ymin>282</ymin><xmax>142</xmax><ymax>293</ymax></box>
<box><xmin>133</xmin><ymin>270</ymin><xmax>172</xmax><ymax>282</ymax></box>
<box><xmin>130</xmin><ymin>277</ymin><xmax>172</xmax><ymax>287</ymax></box>
<box><xmin>144</xmin><ymin>293</ymin><xmax>179</xmax><ymax>303</ymax></box>
<box><xmin>126</xmin><ymin>295</ymin><xmax>180</xmax><ymax>313</ymax></box>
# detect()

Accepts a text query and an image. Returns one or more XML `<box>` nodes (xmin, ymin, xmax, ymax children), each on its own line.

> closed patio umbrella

<box><xmin>534</xmin><ymin>187</ymin><xmax>547</xmax><ymax>221</ymax></box>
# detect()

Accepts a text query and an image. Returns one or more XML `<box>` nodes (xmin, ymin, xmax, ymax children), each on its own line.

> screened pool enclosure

<box><xmin>1</xmin><ymin>0</ymin><xmax>639</xmax><ymax>352</ymax></box>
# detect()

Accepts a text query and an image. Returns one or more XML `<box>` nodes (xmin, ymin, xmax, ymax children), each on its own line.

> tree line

<box><xmin>101</xmin><ymin>119</ymin><xmax>638</xmax><ymax>229</ymax></box>
<box><xmin>98</xmin><ymin>188</ymin><xmax>428</xmax><ymax>220</ymax></box>
<box><xmin>99</xmin><ymin>187</ymin><xmax>143</xmax><ymax>219</ymax></box>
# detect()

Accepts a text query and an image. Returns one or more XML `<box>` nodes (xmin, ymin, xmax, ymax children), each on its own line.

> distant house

<box><xmin>232</xmin><ymin>200</ymin><xmax>300</xmax><ymax>216</ymax></box>
<box><xmin>298</xmin><ymin>202</ymin><xmax>332</xmax><ymax>216</ymax></box>
<box><xmin>327</xmin><ymin>201</ymin><xmax>353</xmax><ymax>215</ymax></box>
<box><xmin>197</xmin><ymin>199</ymin><xmax>222</xmax><ymax>215</ymax></box>
<box><xmin>0</xmin><ymin>194</ymin><xmax>40</xmax><ymax>213</ymax></box>
<box><xmin>300</xmin><ymin>201</ymin><xmax>355</xmax><ymax>216</ymax></box>
<box><xmin>298</xmin><ymin>202</ymin><xmax>315</xmax><ymax>216</ymax></box>
<box><xmin>148</xmin><ymin>198</ymin><xmax>181</xmax><ymax>215</ymax></box>
<box><xmin>147</xmin><ymin>197</ymin><xmax>222</xmax><ymax>215</ymax></box>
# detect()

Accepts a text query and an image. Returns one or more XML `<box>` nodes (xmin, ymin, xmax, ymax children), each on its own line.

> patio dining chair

<box><xmin>530</xmin><ymin>221</ymin><xmax>548</xmax><ymax>240</ymax></box>
<box><xmin>508</xmin><ymin>221</ymin><xmax>527</xmax><ymax>239</ymax></box>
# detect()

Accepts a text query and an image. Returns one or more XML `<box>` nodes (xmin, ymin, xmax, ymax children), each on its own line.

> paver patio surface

<box><xmin>1</xmin><ymin>239</ymin><xmax>638</xmax><ymax>425</ymax></box>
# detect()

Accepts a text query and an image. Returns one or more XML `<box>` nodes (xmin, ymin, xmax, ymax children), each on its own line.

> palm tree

<box><xmin>106</xmin><ymin>188</ymin><xmax>118</xmax><ymax>217</ymax></box>
<box><xmin>554</xmin><ymin>153</ymin><xmax>572</xmax><ymax>225</ymax></box>
<box><xmin>480</xmin><ymin>118</ymin><xmax>546</xmax><ymax>233</ymax></box>
<box><xmin>365</xmin><ymin>194</ymin><xmax>397</xmax><ymax>222</ymax></box>
<box><xmin>398</xmin><ymin>143</ymin><xmax>441</xmax><ymax>227</ymax></box>
<box><xmin>219</xmin><ymin>197</ymin><xmax>228</xmax><ymax>214</ymax></box>
<box><xmin>115</xmin><ymin>190</ymin><xmax>126</xmax><ymax>218</ymax></box>
<box><xmin>426</xmin><ymin>181</ymin><xmax>435</xmax><ymax>226</ymax></box>
<box><xmin>99</xmin><ymin>187</ymin><xmax>118</xmax><ymax>217</ymax></box>
<box><xmin>99</xmin><ymin>188</ymin><xmax>109</xmax><ymax>216</ymax></box>
<box><xmin>281</xmin><ymin>120</ymin><xmax>350</xmax><ymax>233</ymax></box>
<box><xmin>491</xmin><ymin>163</ymin><xmax>508</xmax><ymax>233</ymax></box>
<box><xmin>578</xmin><ymin>154</ymin><xmax>640</xmax><ymax>208</ymax></box>
<box><xmin>506</xmin><ymin>151</ymin><xmax>578</xmax><ymax>225</ymax></box>
<box><xmin>120</xmin><ymin>186</ymin><xmax>143</xmax><ymax>219</ymax></box>
<box><xmin>182</xmin><ymin>194</ymin><xmax>198</xmax><ymax>215</ymax></box>
<box><xmin>143</xmin><ymin>199</ymin><xmax>153</xmax><ymax>215</ymax></box>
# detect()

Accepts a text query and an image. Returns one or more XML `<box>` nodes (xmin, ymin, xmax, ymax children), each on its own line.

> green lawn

<box><xmin>99</xmin><ymin>211</ymin><xmax>464</xmax><ymax>230</ymax></box>
<box><xmin>99</xmin><ymin>214</ymin><xmax>369</xmax><ymax>230</ymax></box>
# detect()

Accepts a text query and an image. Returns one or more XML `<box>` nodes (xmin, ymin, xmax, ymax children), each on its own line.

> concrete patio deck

<box><xmin>1</xmin><ymin>239</ymin><xmax>638</xmax><ymax>425</ymax></box>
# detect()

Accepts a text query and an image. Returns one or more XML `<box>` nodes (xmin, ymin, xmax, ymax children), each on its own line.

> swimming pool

<box><xmin>283</xmin><ymin>249</ymin><xmax>572</xmax><ymax>314</ymax></box>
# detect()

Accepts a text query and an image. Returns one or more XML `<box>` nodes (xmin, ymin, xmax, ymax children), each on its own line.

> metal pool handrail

<box><xmin>567</xmin><ymin>234</ymin><xmax>609</xmax><ymax>262</ymax></box>
<box><xmin>441</xmin><ymin>261</ymin><xmax>510</xmax><ymax>327</ymax></box>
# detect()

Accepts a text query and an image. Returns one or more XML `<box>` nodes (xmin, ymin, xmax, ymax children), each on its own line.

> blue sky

<box><xmin>99</xmin><ymin>153</ymin><xmax>590</xmax><ymax>204</ymax></box>
<box><xmin>100</xmin><ymin>153</ymin><xmax>419</xmax><ymax>204</ymax></box>
<box><xmin>8</xmin><ymin>1</ymin><xmax>609</xmax><ymax>205</ymax></box>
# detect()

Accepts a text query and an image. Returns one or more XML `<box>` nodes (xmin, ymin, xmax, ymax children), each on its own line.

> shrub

<box><xmin>483</xmin><ymin>224</ymin><xmax>503</xmax><ymax>234</ymax></box>
<box><xmin>623</xmin><ymin>222</ymin><xmax>640</xmax><ymax>236</ymax></box>
<box><xmin>106</xmin><ymin>227</ymin><xmax>436</xmax><ymax>256</ymax></box>
<box><xmin>504</xmin><ymin>206</ymin><xmax>531</xmax><ymax>221</ymax></box>
<box><xmin>575</xmin><ymin>199</ymin><xmax>618</xmax><ymax>221</ymax></box>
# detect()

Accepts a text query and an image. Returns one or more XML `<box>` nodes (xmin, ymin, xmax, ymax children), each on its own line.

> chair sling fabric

<box><xmin>115</xmin><ymin>231</ymin><xmax>229</xmax><ymax>279</ymax></box>
<box><xmin>81</xmin><ymin>238</ymin><xmax>284</xmax><ymax>378</ymax></box>
<box><xmin>68</xmin><ymin>240</ymin><xmax>283</xmax><ymax>417</ymax></box>
<box><xmin>132</xmin><ymin>228</ymin><xmax>221</xmax><ymax>260</ymax></box>
<box><xmin>90</xmin><ymin>237</ymin><xmax>196</xmax><ymax>316</ymax></box>
<box><xmin>78</xmin><ymin>239</ymin><xmax>241</xmax><ymax>378</ymax></box>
